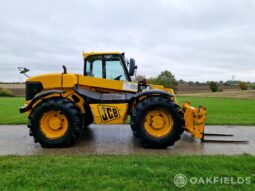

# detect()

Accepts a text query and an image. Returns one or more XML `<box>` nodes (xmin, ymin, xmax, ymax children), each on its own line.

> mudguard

<box><xmin>127</xmin><ymin>90</ymin><xmax>175</xmax><ymax>113</ymax></box>
<box><xmin>130</xmin><ymin>90</ymin><xmax>174</xmax><ymax>101</ymax></box>
<box><xmin>19</xmin><ymin>90</ymin><xmax>64</xmax><ymax>113</ymax></box>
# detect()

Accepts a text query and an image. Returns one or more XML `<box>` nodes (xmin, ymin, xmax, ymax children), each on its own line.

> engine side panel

<box><xmin>27</xmin><ymin>74</ymin><xmax>62</xmax><ymax>89</ymax></box>
<box><xmin>89</xmin><ymin>103</ymin><xmax>128</xmax><ymax>124</ymax></box>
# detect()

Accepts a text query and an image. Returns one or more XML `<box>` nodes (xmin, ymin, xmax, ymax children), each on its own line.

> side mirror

<box><xmin>18</xmin><ymin>67</ymin><xmax>30</xmax><ymax>77</ymax></box>
<box><xmin>129</xmin><ymin>58</ymin><xmax>137</xmax><ymax>76</ymax></box>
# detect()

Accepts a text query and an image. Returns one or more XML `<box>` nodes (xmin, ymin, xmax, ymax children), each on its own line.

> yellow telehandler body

<box><xmin>20</xmin><ymin>52</ymin><xmax>206</xmax><ymax>147</ymax></box>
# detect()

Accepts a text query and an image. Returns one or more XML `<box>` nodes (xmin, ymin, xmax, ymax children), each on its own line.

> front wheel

<box><xmin>131</xmin><ymin>96</ymin><xmax>184</xmax><ymax>148</ymax></box>
<box><xmin>28</xmin><ymin>98</ymin><xmax>82</xmax><ymax>148</ymax></box>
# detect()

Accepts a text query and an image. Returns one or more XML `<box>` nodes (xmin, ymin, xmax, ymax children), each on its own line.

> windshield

<box><xmin>85</xmin><ymin>55</ymin><xmax>128</xmax><ymax>81</ymax></box>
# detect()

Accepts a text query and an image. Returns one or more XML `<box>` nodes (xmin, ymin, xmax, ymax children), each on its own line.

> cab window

<box><xmin>85</xmin><ymin>55</ymin><xmax>128</xmax><ymax>81</ymax></box>
<box><xmin>105</xmin><ymin>57</ymin><xmax>127</xmax><ymax>81</ymax></box>
<box><xmin>92</xmin><ymin>60</ymin><xmax>103</xmax><ymax>78</ymax></box>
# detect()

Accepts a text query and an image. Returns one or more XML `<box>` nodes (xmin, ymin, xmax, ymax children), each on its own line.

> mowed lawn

<box><xmin>0</xmin><ymin>97</ymin><xmax>255</xmax><ymax>125</ymax></box>
<box><xmin>0</xmin><ymin>97</ymin><xmax>27</xmax><ymax>124</ymax></box>
<box><xmin>0</xmin><ymin>155</ymin><xmax>254</xmax><ymax>191</ymax></box>
<box><xmin>177</xmin><ymin>96</ymin><xmax>255</xmax><ymax>125</ymax></box>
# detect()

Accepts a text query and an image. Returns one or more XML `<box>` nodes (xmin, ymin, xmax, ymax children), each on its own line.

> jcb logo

<box><xmin>98</xmin><ymin>105</ymin><xmax>120</xmax><ymax>122</ymax></box>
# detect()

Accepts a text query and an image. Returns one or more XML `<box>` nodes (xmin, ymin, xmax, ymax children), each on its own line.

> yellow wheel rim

<box><xmin>144</xmin><ymin>109</ymin><xmax>173</xmax><ymax>138</ymax></box>
<box><xmin>40</xmin><ymin>111</ymin><xmax>68</xmax><ymax>139</ymax></box>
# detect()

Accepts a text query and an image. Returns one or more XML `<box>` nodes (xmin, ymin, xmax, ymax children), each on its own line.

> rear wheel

<box><xmin>131</xmin><ymin>96</ymin><xmax>184</xmax><ymax>148</ymax></box>
<box><xmin>28</xmin><ymin>98</ymin><xmax>82</xmax><ymax>148</ymax></box>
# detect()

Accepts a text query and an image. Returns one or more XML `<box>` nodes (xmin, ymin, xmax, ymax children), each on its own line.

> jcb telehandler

<box><xmin>20</xmin><ymin>52</ymin><xmax>208</xmax><ymax>148</ymax></box>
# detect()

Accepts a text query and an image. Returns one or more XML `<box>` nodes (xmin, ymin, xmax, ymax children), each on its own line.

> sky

<box><xmin>0</xmin><ymin>0</ymin><xmax>254</xmax><ymax>82</ymax></box>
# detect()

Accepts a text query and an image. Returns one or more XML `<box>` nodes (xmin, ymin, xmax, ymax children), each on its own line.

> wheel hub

<box><xmin>40</xmin><ymin>111</ymin><xmax>68</xmax><ymax>139</ymax></box>
<box><xmin>144</xmin><ymin>109</ymin><xmax>174</xmax><ymax>138</ymax></box>
<box><xmin>49</xmin><ymin>117</ymin><xmax>62</xmax><ymax>130</ymax></box>
<box><xmin>151</xmin><ymin>116</ymin><xmax>164</xmax><ymax>129</ymax></box>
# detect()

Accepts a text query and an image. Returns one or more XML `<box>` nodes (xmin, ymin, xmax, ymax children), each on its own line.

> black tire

<box><xmin>83</xmin><ymin>107</ymin><xmax>94</xmax><ymax>127</ymax></box>
<box><xmin>130</xmin><ymin>120</ymin><xmax>140</xmax><ymax>138</ymax></box>
<box><xmin>131</xmin><ymin>96</ymin><xmax>184</xmax><ymax>148</ymax></box>
<box><xmin>84</xmin><ymin>115</ymin><xmax>94</xmax><ymax>127</ymax></box>
<box><xmin>28</xmin><ymin>98</ymin><xmax>83</xmax><ymax>148</ymax></box>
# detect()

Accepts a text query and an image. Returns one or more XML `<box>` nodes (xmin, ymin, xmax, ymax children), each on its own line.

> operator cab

<box><xmin>83</xmin><ymin>52</ymin><xmax>137</xmax><ymax>82</ymax></box>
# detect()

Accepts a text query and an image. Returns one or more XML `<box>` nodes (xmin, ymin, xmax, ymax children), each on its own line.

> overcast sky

<box><xmin>0</xmin><ymin>0</ymin><xmax>254</xmax><ymax>82</ymax></box>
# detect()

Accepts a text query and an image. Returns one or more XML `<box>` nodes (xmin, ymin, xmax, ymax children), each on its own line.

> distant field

<box><xmin>0</xmin><ymin>83</ymin><xmax>24</xmax><ymax>89</ymax></box>
<box><xmin>0</xmin><ymin>97</ymin><xmax>255</xmax><ymax>125</ymax></box>
<box><xmin>0</xmin><ymin>83</ymin><xmax>25</xmax><ymax>97</ymax></box>
<box><xmin>0</xmin><ymin>155</ymin><xmax>254</xmax><ymax>191</ymax></box>
<box><xmin>178</xmin><ymin>90</ymin><xmax>255</xmax><ymax>100</ymax></box>
<box><xmin>177</xmin><ymin>84</ymin><xmax>239</xmax><ymax>94</ymax></box>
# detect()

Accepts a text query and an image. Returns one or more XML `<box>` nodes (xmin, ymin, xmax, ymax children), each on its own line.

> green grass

<box><xmin>0</xmin><ymin>97</ymin><xmax>255</xmax><ymax>125</ymax></box>
<box><xmin>0</xmin><ymin>97</ymin><xmax>27</xmax><ymax>124</ymax></box>
<box><xmin>177</xmin><ymin>96</ymin><xmax>255</xmax><ymax>125</ymax></box>
<box><xmin>0</xmin><ymin>155</ymin><xmax>254</xmax><ymax>191</ymax></box>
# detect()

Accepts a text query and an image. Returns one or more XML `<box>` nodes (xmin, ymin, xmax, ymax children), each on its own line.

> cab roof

<box><xmin>83</xmin><ymin>52</ymin><xmax>122</xmax><ymax>58</ymax></box>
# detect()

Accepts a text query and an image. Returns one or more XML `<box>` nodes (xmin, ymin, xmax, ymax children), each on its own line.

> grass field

<box><xmin>0</xmin><ymin>97</ymin><xmax>27</xmax><ymax>124</ymax></box>
<box><xmin>0</xmin><ymin>155</ymin><xmax>254</xmax><ymax>191</ymax></box>
<box><xmin>0</xmin><ymin>97</ymin><xmax>255</xmax><ymax>125</ymax></box>
<box><xmin>177</xmin><ymin>96</ymin><xmax>255</xmax><ymax>125</ymax></box>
